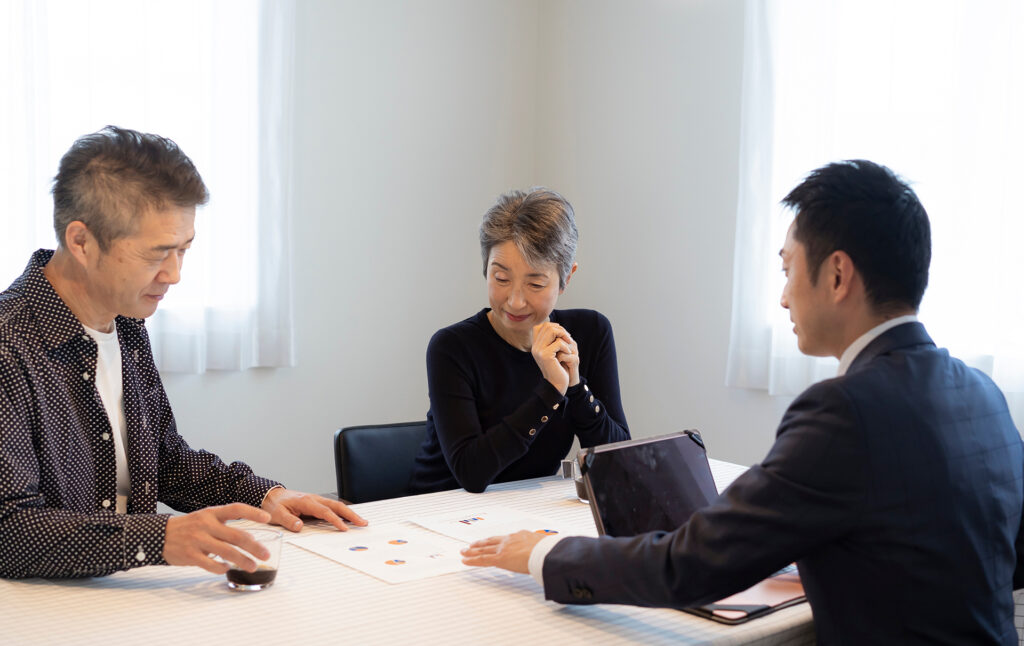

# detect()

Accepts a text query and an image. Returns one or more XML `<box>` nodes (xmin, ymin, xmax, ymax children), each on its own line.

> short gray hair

<box><xmin>52</xmin><ymin>126</ymin><xmax>209</xmax><ymax>251</ymax></box>
<box><xmin>480</xmin><ymin>188</ymin><xmax>579</xmax><ymax>289</ymax></box>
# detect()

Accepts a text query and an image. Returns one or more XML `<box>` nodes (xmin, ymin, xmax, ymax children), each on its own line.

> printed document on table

<box><xmin>409</xmin><ymin>506</ymin><xmax>564</xmax><ymax>544</ymax></box>
<box><xmin>289</xmin><ymin>523</ymin><xmax>469</xmax><ymax>584</ymax></box>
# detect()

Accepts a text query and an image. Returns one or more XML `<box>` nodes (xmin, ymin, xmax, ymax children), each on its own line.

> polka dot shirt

<box><xmin>0</xmin><ymin>250</ymin><xmax>281</xmax><ymax>579</ymax></box>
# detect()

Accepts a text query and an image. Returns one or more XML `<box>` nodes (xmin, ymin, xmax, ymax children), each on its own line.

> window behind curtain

<box><xmin>0</xmin><ymin>0</ymin><xmax>295</xmax><ymax>372</ymax></box>
<box><xmin>728</xmin><ymin>0</ymin><xmax>1024</xmax><ymax>425</ymax></box>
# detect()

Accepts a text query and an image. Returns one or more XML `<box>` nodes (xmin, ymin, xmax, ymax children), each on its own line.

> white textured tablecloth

<box><xmin>2</xmin><ymin>459</ymin><xmax>819</xmax><ymax>645</ymax></box>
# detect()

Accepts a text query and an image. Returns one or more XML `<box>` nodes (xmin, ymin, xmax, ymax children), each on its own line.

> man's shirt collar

<box><xmin>17</xmin><ymin>249</ymin><xmax>90</xmax><ymax>351</ymax></box>
<box><xmin>837</xmin><ymin>314</ymin><xmax>919</xmax><ymax>376</ymax></box>
<box><xmin>10</xmin><ymin>249</ymin><xmax>148</xmax><ymax>353</ymax></box>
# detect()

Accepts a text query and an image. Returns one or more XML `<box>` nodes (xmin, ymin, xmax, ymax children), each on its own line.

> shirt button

<box><xmin>540</xmin><ymin>416</ymin><xmax>549</xmax><ymax>423</ymax></box>
<box><xmin>589</xmin><ymin>395</ymin><xmax>595</xmax><ymax>403</ymax></box>
<box><xmin>102</xmin><ymin>499</ymin><xmax>111</xmax><ymax>508</ymax></box>
<box><xmin>552</xmin><ymin>403</ymin><xmax>560</xmax><ymax>410</ymax></box>
<box><xmin>82</xmin><ymin>372</ymin><xmax>91</xmax><ymax>381</ymax></box>
<box><xmin>135</xmin><ymin>549</ymin><xmax>146</xmax><ymax>562</ymax></box>
<box><xmin>81</xmin><ymin>334</ymin><xmax>90</xmax><ymax>341</ymax></box>
<box><xmin>594</xmin><ymin>405</ymin><xmax>600</xmax><ymax>414</ymax></box>
<box><xmin>584</xmin><ymin>384</ymin><xmax>589</xmax><ymax>392</ymax></box>
<box><xmin>101</xmin><ymin>432</ymin><xmax>110</xmax><ymax>441</ymax></box>
<box><xmin>528</xmin><ymin>428</ymin><xmax>537</xmax><ymax>436</ymax></box>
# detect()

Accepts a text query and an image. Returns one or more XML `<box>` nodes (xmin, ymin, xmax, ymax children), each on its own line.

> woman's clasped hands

<box><xmin>531</xmin><ymin>321</ymin><xmax>580</xmax><ymax>395</ymax></box>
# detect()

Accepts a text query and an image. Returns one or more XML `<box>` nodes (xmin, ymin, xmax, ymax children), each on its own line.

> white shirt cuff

<box><xmin>528</xmin><ymin>534</ymin><xmax>567</xmax><ymax>587</ymax></box>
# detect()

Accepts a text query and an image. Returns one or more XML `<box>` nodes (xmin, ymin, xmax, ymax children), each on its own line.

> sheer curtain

<box><xmin>727</xmin><ymin>0</ymin><xmax>1024</xmax><ymax>423</ymax></box>
<box><xmin>0</xmin><ymin>0</ymin><xmax>295</xmax><ymax>372</ymax></box>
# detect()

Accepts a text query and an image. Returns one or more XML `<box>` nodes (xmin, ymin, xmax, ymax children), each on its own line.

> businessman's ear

<box><xmin>825</xmin><ymin>250</ymin><xmax>858</xmax><ymax>305</ymax></box>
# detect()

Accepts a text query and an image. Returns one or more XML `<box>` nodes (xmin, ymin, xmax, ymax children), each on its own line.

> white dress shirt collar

<box><xmin>836</xmin><ymin>314</ymin><xmax>919</xmax><ymax>376</ymax></box>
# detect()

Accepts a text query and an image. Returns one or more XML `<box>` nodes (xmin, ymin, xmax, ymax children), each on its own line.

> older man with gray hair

<box><xmin>0</xmin><ymin>126</ymin><xmax>366</xmax><ymax>580</ymax></box>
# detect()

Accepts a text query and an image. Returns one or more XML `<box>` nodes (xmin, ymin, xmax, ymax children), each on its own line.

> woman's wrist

<box><xmin>566</xmin><ymin>378</ymin><xmax>587</xmax><ymax>398</ymax></box>
<box><xmin>535</xmin><ymin>379</ymin><xmax>566</xmax><ymax>408</ymax></box>
<box><xmin>543</xmin><ymin>371</ymin><xmax>569</xmax><ymax>395</ymax></box>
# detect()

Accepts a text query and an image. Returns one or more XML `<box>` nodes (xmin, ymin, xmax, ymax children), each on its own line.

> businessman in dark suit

<box><xmin>461</xmin><ymin>160</ymin><xmax>1024</xmax><ymax>645</ymax></box>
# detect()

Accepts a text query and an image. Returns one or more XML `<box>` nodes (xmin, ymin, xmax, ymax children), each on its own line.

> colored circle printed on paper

<box><xmin>349</xmin><ymin>546</ymin><xmax>369</xmax><ymax>551</ymax></box>
<box><xmin>385</xmin><ymin>559</ymin><xmax>406</xmax><ymax>566</ymax></box>
<box><xmin>388</xmin><ymin>539</ymin><xmax>408</xmax><ymax>545</ymax></box>
<box><xmin>535</xmin><ymin>529</ymin><xmax>559</xmax><ymax>535</ymax></box>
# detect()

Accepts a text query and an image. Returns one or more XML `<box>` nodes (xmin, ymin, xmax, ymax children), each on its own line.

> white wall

<box><xmin>533</xmin><ymin>0</ymin><xmax>793</xmax><ymax>466</ymax></box>
<box><xmin>162</xmin><ymin>0</ymin><xmax>792</xmax><ymax>495</ymax></box>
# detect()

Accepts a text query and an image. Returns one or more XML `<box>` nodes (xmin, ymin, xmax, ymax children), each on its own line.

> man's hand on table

<box><xmin>460</xmin><ymin>530</ymin><xmax>545</xmax><ymax>574</ymax></box>
<box><xmin>162</xmin><ymin>490</ymin><xmax>368</xmax><ymax>575</ymax></box>
<box><xmin>163</xmin><ymin>503</ymin><xmax>275</xmax><ymax>574</ymax></box>
<box><xmin>261</xmin><ymin>487</ymin><xmax>368</xmax><ymax>533</ymax></box>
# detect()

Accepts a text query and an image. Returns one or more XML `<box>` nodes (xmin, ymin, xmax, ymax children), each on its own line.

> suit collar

<box><xmin>847</xmin><ymin>321</ymin><xmax>935</xmax><ymax>374</ymax></box>
<box><xmin>837</xmin><ymin>314</ymin><xmax>918</xmax><ymax>376</ymax></box>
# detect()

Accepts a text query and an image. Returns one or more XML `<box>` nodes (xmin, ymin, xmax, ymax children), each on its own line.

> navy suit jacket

<box><xmin>543</xmin><ymin>323</ymin><xmax>1024</xmax><ymax>645</ymax></box>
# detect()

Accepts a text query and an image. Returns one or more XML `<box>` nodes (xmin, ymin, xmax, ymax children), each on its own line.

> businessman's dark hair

<box><xmin>52</xmin><ymin>125</ymin><xmax>209</xmax><ymax>251</ymax></box>
<box><xmin>782</xmin><ymin>159</ymin><xmax>931</xmax><ymax>313</ymax></box>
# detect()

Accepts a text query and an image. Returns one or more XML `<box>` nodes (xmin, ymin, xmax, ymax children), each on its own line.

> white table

<box><xmin>0</xmin><ymin>459</ymin><xmax>817</xmax><ymax>645</ymax></box>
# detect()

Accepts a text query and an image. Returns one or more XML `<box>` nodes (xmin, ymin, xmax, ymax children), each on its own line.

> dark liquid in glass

<box><xmin>226</xmin><ymin>565</ymin><xmax>277</xmax><ymax>588</ymax></box>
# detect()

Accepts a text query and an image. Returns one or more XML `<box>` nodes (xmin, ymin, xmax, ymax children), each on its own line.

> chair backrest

<box><xmin>334</xmin><ymin>421</ymin><xmax>428</xmax><ymax>504</ymax></box>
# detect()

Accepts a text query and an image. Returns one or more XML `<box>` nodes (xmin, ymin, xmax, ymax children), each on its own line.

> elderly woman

<box><xmin>408</xmin><ymin>189</ymin><xmax>630</xmax><ymax>494</ymax></box>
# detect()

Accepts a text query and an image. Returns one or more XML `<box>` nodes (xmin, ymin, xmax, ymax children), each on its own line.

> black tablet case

<box><xmin>579</xmin><ymin>430</ymin><xmax>718</xmax><ymax>537</ymax></box>
<box><xmin>578</xmin><ymin>430</ymin><xmax>806</xmax><ymax>624</ymax></box>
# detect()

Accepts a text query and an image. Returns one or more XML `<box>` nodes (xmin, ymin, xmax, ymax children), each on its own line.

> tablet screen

<box><xmin>581</xmin><ymin>431</ymin><xmax>720</xmax><ymax>537</ymax></box>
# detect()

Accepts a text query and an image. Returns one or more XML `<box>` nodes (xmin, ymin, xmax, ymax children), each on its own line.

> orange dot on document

<box><xmin>388</xmin><ymin>539</ymin><xmax>408</xmax><ymax>545</ymax></box>
<box><xmin>535</xmin><ymin>529</ymin><xmax>559</xmax><ymax>534</ymax></box>
<box><xmin>349</xmin><ymin>546</ymin><xmax>369</xmax><ymax>551</ymax></box>
<box><xmin>385</xmin><ymin>559</ymin><xmax>406</xmax><ymax>565</ymax></box>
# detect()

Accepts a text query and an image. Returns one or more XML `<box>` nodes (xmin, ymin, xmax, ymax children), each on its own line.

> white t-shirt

<box><xmin>83</xmin><ymin>324</ymin><xmax>131</xmax><ymax>514</ymax></box>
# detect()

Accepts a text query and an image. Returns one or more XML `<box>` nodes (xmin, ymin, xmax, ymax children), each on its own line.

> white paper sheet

<box><xmin>288</xmin><ymin>523</ymin><xmax>469</xmax><ymax>584</ymax></box>
<box><xmin>409</xmin><ymin>506</ymin><xmax>564</xmax><ymax>544</ymax></box>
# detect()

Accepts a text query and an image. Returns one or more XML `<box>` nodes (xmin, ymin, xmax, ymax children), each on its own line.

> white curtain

<box><xmin>727</xmin><ymin>0</ymin><xmax>1024</xmax><ymax>423</ymax></box>
<box><xmin>0</xmin><ymin>0</ymin><xmax>295</xmax><ymax>373</ymax></box>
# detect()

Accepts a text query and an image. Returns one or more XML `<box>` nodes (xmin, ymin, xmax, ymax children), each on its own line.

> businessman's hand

<box><xmin>460</xmin><ymin>530</ymin><xmax>545</xmax><ymax>574</ymax></box>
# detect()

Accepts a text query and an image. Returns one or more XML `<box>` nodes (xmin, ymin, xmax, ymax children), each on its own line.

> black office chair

<box><xmin>333</xmin><ymin>421</ymin><xmax>428</xmax><ymax>503</ymax></box>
